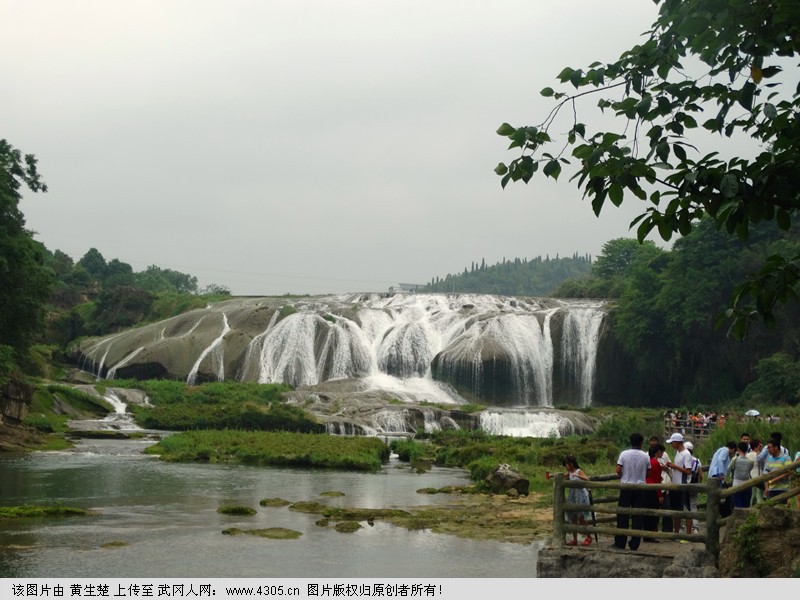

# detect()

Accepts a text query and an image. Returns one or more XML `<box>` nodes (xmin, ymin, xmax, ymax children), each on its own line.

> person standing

<box><xmin>764</xmin><ymin>438</ymin><xmax>793</xmax><ymax>502</ymax></box>
<box><xmin>665</xmin><ymin>433</ymin><xmax>693</xmax><ymax>536</ymax></box>
<box><xmin>709</xmin><ymin>442</ymin><xmax>737</xmax><ymax>480</ymax></box>
<box><xmin>562</xmin><ymin>456</ymin><xmax>593</xmax><ymax>547</ymax></box>
<box><xmin>747</xmin><ymin>439</ymin><xmax>764</xmax><ymax>506</ymax></box>
<box><xmin>727</xmin><ymin>441</ymin><xmax>755</xmax><ymax>508</ymax></box>
<box><xmin>684</xmin><ymin>441</ymin><xmax>702</xmax><ymax>534</ymax></box>
<box><xmin>613</xmin><ymin>432</ymin><xmax>650</xmax><ymax>550</ymax></box>
<box><xmin>643</xmin><ymin>444</ymin><xmax>664</xmax><ymax>542</ymax></box>
<box><xmin>740</xmin><ymin>433</ymin><xmax>751</xmax><ymax>451</ymax></box>
<box><xmin>649</xmin><ymin>435</ymin><xmax>673</xmax><ymax>532</ymax></box>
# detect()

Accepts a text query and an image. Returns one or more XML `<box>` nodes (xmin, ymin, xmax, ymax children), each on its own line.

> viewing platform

<box><xmin>537</xmin><ymin>458</ymin><xmax>800</xmax><ymax>577</ymax></box>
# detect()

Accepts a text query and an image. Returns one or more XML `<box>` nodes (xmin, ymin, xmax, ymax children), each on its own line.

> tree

<box><xmin>77</xmin><ymin>247</ymin><xmax>108</xmax><ymax>281</ymax></box>
<box><xmin>0</xmin><ymin>139</ymin><xmax>52</xmax><ymax>364</ymax></box>
<box><xmin>201</xmin><ymin>283</ymin><xmax>231</xmax><ymax>297</ymax></box>
<box><xmin>593</xmin><ymin>238</ymin><xmax>660</xmax><ymax>280</ymax></box>
<box><xmin>496</xmin><ymin>0</ymin><xmax>800</xmax><ymax>337</ymax></box>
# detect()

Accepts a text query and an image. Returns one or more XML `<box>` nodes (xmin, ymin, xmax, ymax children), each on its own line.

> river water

<box><xmin>0</xmin><ymin>438</ymin><xmax>543</xmax><ymax>578</ymax></box>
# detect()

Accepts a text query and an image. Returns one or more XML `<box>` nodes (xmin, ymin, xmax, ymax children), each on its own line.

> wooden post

<box><xmin>705</xmin><ymin>477</ymin><xmax>721</xmax><ymax>559</ymax></box>
<box><xmin>552</xmin><ymin>474</ymin><xmax>565</xmax><ymax>546</ymax></box>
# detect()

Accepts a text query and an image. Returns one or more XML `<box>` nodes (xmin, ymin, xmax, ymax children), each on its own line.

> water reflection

<box><xmin>0</xmin><ymin>439</ymin><xmax>542</xmax><ymax>578</ymax></box>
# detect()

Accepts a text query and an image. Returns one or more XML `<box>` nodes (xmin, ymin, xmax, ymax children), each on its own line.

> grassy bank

<box><xmin>111</xmin><ymin>380</ymin><xmax>322</xmax><ymax>433</ymax></box>
<box><xmin>145</xmin><ymin>430</ymin><xmax>390</xmax><ymax>471</ymax></box>
<box><xmin>24</xmin><ymin>384</ymin><xmax>111</xmax><ymax>434</ymax></box>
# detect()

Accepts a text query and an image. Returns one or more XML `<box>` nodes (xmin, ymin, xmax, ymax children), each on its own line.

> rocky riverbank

<box><xmin>0</xmin><ymin>421</ymin><xmax>45</xmax><ymax>452</ymax></box>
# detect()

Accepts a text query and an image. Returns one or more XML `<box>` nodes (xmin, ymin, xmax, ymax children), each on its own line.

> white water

<box><xmin>479</xmin><ymin>410</ymin><xmax>575</xmax><ymax>438</ymax></box>
<box><xmin>68</xmin><ymin>390</ymin><xmax>142</xmax><ymax>432</ymax></box>
<box><xmin>560</xmin><ymin>304</ymin><xmax>605</xmax><ymax>407</ymax></box>
<box><xmin>84</xmin><ymin>293</ymin><xmax>608</xmax><ymax>407</ymax></box>
<box><xmin>240</xmin><ymin>294</ymin><xmax>605</xmax><ymax>406</ymax></box>
<box><xmin>105</xmin><ymin>347</ymin><xmax>144</xmax><ymax>380</ymax></box>
<box><xmin>186</xmin><ymin>312</ymin><xmax>230</xmax><ymax>385</ymax></box>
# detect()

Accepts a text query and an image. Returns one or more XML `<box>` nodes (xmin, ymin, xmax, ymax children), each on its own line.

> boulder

<box><xmin>0</xmin><ymin>379</ymin><xmax>33</xmax><ymax>423</ymax></box>
<box><xmin>719</xmin><ymin>504</ymin><xmax>800</xmax><ymax>577</ymax></box>
<box><xmin>485</xmin><ymin>463</ymin><xmax>529</xmax><ymax>496</ymax></box>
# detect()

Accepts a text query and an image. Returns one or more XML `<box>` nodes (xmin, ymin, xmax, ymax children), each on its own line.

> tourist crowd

<box><xmin>561</xmin><ymin>429</ymin><xmax>800</xmax><ymax>549</ymax></box>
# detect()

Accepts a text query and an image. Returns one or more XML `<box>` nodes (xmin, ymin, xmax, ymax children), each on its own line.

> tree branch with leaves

<box><xmin>496</xmin><ymin>0</ymin><xmax>800</xmax><ymax>337</ymax></box>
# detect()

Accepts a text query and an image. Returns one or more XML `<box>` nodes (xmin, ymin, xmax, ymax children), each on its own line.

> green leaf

<box><xmin>720</xmin><ymin>173</ymin><xmax>738</xmax><ymax>198</ymax></box>
<box><xmin>657</xmin><ymin>219</ymin><xmax>674</xmax><ymax>240</ymax></box>
<box><xmin>636</xmin><ymin>217</ymin><xmax>656</xmax><ymax>242</ymax></box>
<box><xmin>760</xmin><ymin>66</ymin><xmax>782</xmax><ymax>79</ymax></box>
<box><xmin>763</xmin><ymin>103</ymin><xmax>778</xmax><ymax>119</ymax></box>
<box><xmin>656</xmin><ymin>140</ymin><xmax>670</xmax><ymax>162</ymax></box>
<box><xmin>496</xmin><ymin>123</ymin><xmax>516</xmax><ymax>137</ymax></box>
<box><xmin>557</xmin><ymin>67</ymin><xmax>575</xmax><ymax>82</ymax></box>
<box><xmin>679</xmin><ymin>16</ymin><xmax>709</xmax><ymax>36</ymax></box>
<box><xmin>540</xmin><ymin>87</ymin><xmax>555</xmax><ymax>97</ymax></box>
<box><xmin>609</xmin><ymin>184</ymin><xmax>623</xmax><ymax>206</ymax></box>
<box><xmin>494</xmin><ymin>163</ymin><xmax>508</xmax><ymax>176</ymax></box>
<box><xmin>737</xmin><ymin>82</ymin><xmax>756</xmax><ymax>112</ymax></box>
<box><xmin>636</xmin><ymin>95</ymin><xmax>652</xmax><ymax>117</ymax></box>
<box><xmin>543</xmin><ymin>160</ymin><xmax>561</xmax><ymax>180</ymax></box>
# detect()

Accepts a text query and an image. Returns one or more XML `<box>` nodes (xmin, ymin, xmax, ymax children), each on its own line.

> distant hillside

<box><xmin>422</xmin><ymin>254</ymin><xmax>592</xmax><ymax>296</ymax></box>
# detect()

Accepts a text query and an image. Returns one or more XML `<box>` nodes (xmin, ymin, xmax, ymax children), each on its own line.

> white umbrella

<box><xmin>745</xmin><ymin>409</ymin><xmax>760</xmax><ymax>417</ymax></box>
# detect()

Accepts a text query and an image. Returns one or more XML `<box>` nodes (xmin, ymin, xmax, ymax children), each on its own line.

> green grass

<box><xmin>111</xmin><ymin>380</ymin><xmax>319</xmax><ymax>433</ymax></box>
<box><xmin>217</xmin><ymin>505</ymin><xmax>257</xmax><ymax>516</ymax></box>
<box><xmin>145</xmin><ymin>430</ymin><xmax>390</xmax><ymax>472</ymax></box>
<box><xmin>0</xmin><ymin>505</ymin><xmax>89</xmax><ymax>519</ymax></box>
<box><xmin>393</xmin><ymin>429</ymin><xmax>619</xmax><ymax>494</ymax></box>
<box><xmin>24</xmin><ymin>383</ymin><xmax>112</xmax><ymax>434</ymax></box>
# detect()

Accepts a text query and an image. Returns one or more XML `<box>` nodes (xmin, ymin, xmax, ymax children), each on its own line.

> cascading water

<box><xmin>186</xmin><ymin>313</ymin><xmax>230</xmax><ymax>385</ymax></box>
<box><xmin>106</xmin><ymin>347</ymin><xmax>144</xmax><ymax>380</ymax></box>
<box><xmin>81</xmin><ymin>293</ymin><xmax>608</xmax><ymax>408</ymax></box>
<box><xmin>67</xmin><ymin>390</ymin><xmax>143</xmax><ymax>432</ymax></box>
<box><xmin>558</xmin><ymin>304</ymin><xmax>605</xmax><ymax>407</ymax></box>
<box><xmin>478</xmin><ymin>409</ymin><xmax>575</xmax><ymax>438</ymax></box>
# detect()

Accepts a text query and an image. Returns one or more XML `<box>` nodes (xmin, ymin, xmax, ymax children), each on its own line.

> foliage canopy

<box><xmin>0</xmin><ymin>140</ymin><xmax>52</xmax><ymax>368</ymax></box>
<box><xmin>496</xmin><ymin>0</ymin><xmax>800</xmax><ymax>337</ymax></box>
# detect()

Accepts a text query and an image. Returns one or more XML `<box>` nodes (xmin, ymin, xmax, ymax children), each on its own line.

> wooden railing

<box><xmin>552</xmin><ymin>457</ymin><xmax>800</xmax><ymax>558</ymax></box>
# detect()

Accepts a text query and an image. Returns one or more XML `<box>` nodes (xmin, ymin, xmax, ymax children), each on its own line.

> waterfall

<box><xmin>253</xmin><ymin>312</ymin><xmax>370</xmax><ymax>386</ymax></box>
<box><xmin>559</xmin><ymin>304</ymin><xmax>605</xmax><ymax>407</ymax></box>
<box><xmin>67</xmin><ymin>389</ymin><xmax>142</xmax><ymax>432</ymax></box>
<box><xmin>371</xmin><ymin>408</ymin><xmax>413</xmax><ymax>433</ymax></box>
<box><xmin>239</xmin><ymin>310</ymin><xmax>280</xmax><ymax>381</ymax></box>
<box><xmin>106</xmin><ymin>347</ymin><xmax>144</xmax><ymax>380</ymax></box>
<box><xmin>187</xmin><ymin>313</ymin><xmax>230</xmax><ymax>385</ymax></box>
<box><xmin>478</xmin><ymin>409</ymin><xmax>574</xmax><ymax>438</ymax></box>
<box><xmin>79</xmin><ymin>294</ymin><xmax>608</xmax><ymax>407</ymax></box>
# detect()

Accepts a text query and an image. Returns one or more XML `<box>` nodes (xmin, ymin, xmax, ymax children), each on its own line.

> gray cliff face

<box><xmin>75</xmin><ymin>293</ymin><xmax>610</xmax><ymax>408</ymax></box>
<box><xmin>0</xmin><ymin>380</ymin><xmax>33</xmax><ymax>424</ymax></box>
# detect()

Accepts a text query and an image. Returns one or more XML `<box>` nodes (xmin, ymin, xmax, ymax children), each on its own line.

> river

<box><xmin>0</xmin><ymin>437</ymin><xmax>543</xmax><ymax>578</ymax></box>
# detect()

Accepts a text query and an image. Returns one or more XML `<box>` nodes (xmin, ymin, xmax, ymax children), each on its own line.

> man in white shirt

<box><xmin>665</xmin><ymin>432</ymin><xmax>693</xmax><ymax>536</ymax></box>
<box><xmin>614</xmin><ymin>432</ymin><xmax>650</xmax><ymax>550</ymax></box>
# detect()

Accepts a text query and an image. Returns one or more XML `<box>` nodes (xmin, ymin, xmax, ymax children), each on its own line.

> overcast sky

<box><xmin>5</xmin><ymin>1</ymin><xmax>663</xmax><ymax>295</ymax></box>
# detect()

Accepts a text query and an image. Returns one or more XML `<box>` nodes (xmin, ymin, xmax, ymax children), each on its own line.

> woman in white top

<box><xmin>562</xmin><ymin>455</ymin><xmax>593</xmax><ymax>547</ymax></box>
<box><xmin>746</xmin><ymin>439</ymin><xmax>763</xmax><ymax>506</ymax></box>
